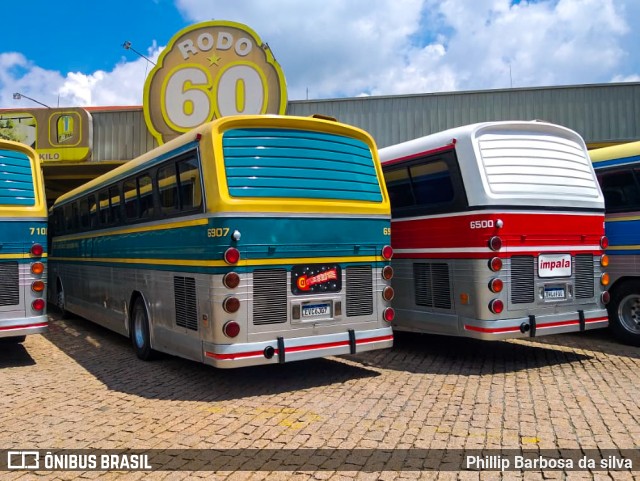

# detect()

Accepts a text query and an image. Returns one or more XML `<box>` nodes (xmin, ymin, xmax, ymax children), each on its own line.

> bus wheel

<box><xmin>56</xmin><ymin>281</ymin><xmax>67</xmax><ymax>318</ymax></box>
<box><xmin>608</xmin><ymin>281</ymin><xmax>640</xmax><ymax>347</ymax></box>
<box><xmin>131</xmin><ymin>298</ymin><xmax>154</xmax><ymax>360</ymax></box>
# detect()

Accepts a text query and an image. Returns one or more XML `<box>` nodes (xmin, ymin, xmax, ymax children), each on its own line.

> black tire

<box><xmin>0</xmin><ymin>336</ymin><xmax>26</xmax><ymax>344</ymax></box>
<box><xmin>56</xmin><ymin>280</ymin><xmax>68</xmax><ymax>318</ymax></box>
<box><xmin>131</xmin><ymin>298</ymin><xmax>154</xmax><ymax>360</ymax></box>
<box><xmin>607</xmin><ymin>280</ymin><xmax>640</xmax><ymax>347</ymax></box>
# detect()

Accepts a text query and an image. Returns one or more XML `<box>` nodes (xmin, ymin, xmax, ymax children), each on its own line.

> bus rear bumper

<box><xmin>462</xmin><ymin>309</ymin><xmax>608</xmax><ymax>340</ymax></box>
<box><xmin>0</xmin><ymin>315</ymin><xmax>48</xmax><ymax>339</ymax></box>
<box><xmin>202</xmin><ymin>327</ymin><xmax>394</xmax><ymax>368</ymax></box>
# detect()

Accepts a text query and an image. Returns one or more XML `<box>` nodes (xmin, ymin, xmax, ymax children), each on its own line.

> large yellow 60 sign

<box><xmin>144</xmin><ymin>21</ymin><xmax>287</xmax><ymax>144</ymax></box>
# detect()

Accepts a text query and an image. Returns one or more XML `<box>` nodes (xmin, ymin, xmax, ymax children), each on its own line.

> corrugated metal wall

<box><xmin>288</xmin><ymin>83</ymin><xmax>640</xmax><ymax>148</ymax></box>
<box><xmin>90</xmin><ymin>109</ymin><xmax>158</xmax><ymax>161</ymax></box>
<box><xmin>88</xmin><ymin>82</ymin><xmax>640</xmax><ymax>160</ymax></box>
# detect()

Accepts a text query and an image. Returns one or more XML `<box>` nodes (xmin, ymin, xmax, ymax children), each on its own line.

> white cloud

<box><xmin>57</xmin><ymin>45</ymin><xmax>163</xmax><ymax>107</ymax></box>
<box><xmin>0</xmin><ymin>0</ymin><xmax>638</xmax><ymax>108</ymax></box>
<box><xmin>0</xmin><ymin>45</ymin><xmax>162</xmax><ymax>109</ymax></box>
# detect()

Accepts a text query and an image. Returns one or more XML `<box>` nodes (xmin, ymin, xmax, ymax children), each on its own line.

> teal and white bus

<box><xmin>48</xmin><ymin>115</ymin><xmax>395</xmax><ymax>367</ymax></box>
<box><xmin>591</xmin><ymin>141</ymin><xmax>640</xmax><ymax>345</ymax></box>
<box><xmin>0</xmin><ymin>140</ymin><xmax>47</xmax><ymax>343</ymax></box>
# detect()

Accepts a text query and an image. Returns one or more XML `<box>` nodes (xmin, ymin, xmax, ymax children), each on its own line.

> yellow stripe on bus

<box><xmin>0</xmin><ymin>253</ymin><xmax>49</xmax><ymax>259</ymax></box>
<box><xmin>53</xmin><ymin>218</ymin><xmax>210</xmax><ymax>242</ymax></box>
<box><xmin>606</xmin><ymin>245</ymin><xmax>640</xmax><ymax>251</ymax></box>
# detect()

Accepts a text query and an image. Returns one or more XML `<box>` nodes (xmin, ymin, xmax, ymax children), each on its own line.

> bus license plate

<box><xmin>544</xmin><ymin>287</ymin><xmax>566</xmax><ymax>300</ymax></box>
<box><xmin>302</xmin><ymin>303</ymin><xmax>331</xmax><ymax>318</ymax></box>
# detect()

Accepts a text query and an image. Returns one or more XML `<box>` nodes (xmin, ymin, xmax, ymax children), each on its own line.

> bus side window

<box><xmin>71</xmin><ymin>202</ymin><xmax>79</xmax><ymax>233</ymax></box>
<box><xmin>123</xmin><ymin>179</ymin><xmax>138</xmax><ymax>220</ymax></box>
<box><xmin>158</xmin><ymin>164</ymin><xmax>179</xmax><ymax>216</ymax></box>
<box><xmin>599</xmin><ymin>170</ymin><xmax>640</xmax><ymax>212</ymax></box>
<box><xmin>64</xmin><ymin>204</ymin><xmax>74</xmax><ymax>232</ymax></box>
<box><xmin>79</xmin><ymin>197</ymin><xmax>90</xmax><ymax>229</ymax></box>
<box><xmin>409</xmin><ymin>160</ymin><xmax>454</xmax><ymax>205</ymax></box>
<box><xmin>88</xmin><ymin>195</ymin><xmax>97</xmax><ymax>228</ymax></box>
<box><xmin>384</xmin><ymin>168</ymin><xmax>414</xmax><ymax>208</ymax></box>
<box><xmin>177</xmin><ymin>157</ymin><xmax>202</xmax><ymax>211</ymax></box>
<box><xmin>109</xmin><ymin>186</ymin><xmax>121</xmax><ymax>225</ymax></box>
<box><xmin>98</xmin><ymin>189</ymin><xmax>111</xmax><ymax>226</ymax></box>
<box><xmin>137</xmin><ymin>174</ymin><xmax>154</xmax><ymax>220</ymax></box>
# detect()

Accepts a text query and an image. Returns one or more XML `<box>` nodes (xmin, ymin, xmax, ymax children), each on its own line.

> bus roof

<box><xmin>52</xmin><ymin>114</ymin><xmax>378</xmax><ymax>207</ymax></box>
<box><xmin>590</xmin><ymin>140</ymin><xmax>640</xmax><ymax>168</ymax></box>
<box><xmin>379</xmin><ymin>120</ymin><xmax>603</xmax><ymax>210</ymax></box>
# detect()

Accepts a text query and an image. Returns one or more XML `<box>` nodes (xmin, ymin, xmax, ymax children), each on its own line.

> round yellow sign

<box><xmin>143</xmin><ymin>21</ymin><xmax>288</xmax><ymax>144</ymax></box>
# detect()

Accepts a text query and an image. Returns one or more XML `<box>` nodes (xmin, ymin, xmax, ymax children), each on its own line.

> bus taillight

<box><xmin>489</xmin><ymin>299</ymin><xmax>504</xmax><ymax>314</ymax></box>
<box><xmin>223</xmin><ymin>321</ymin><xmax>240</xmax><ymax>338</ymax></box>
<box><xmin>383</xmin><ymin>307</ymin><xmax>395</xmax><ymax>322</ymax></box>
<box><xmin>223</xmin><ymin>296</ymin><xmax>240</xmax><ymax>313</ymax></box>
<box><xmin>382</xmin><ymin>245</ymin><xmax>393</xmax><ymax>260</ymax></box>
<box><xmin>600</xmin><ymin>236</ymin><xmax>609</xmax><ymax>249</ymax></box>
<box><xmin>489</xmin><ymin>257</ymin><xmax>503</xmax><ymax>272</ymax></box>
<box><xmin>600</xmin><ymin>273</ymin><xmax>610</xmax><ymax>286</ymax></box>
<box><xmin>382</xmin><ymin>265</ymin><xmax>394</xmax><ymax>280</ymax></box>
<box><xmin>601</xmin><ymin>291</ymin><xmax>610</xmax><ymax>305</ymax></box>
<box><xmin>382</xmin><ymin>286</ymin><xmax>395</xmax><ymax>301</ymax></box>
<box><xmin>488</xmin><ymin>236</ymin><xmax>502</xmax><ymax>251</ymax></box>
<box><xmin>223</xmin><ymin>272</ymin><xmax>240</xmax><ymax>289</ymax></box>
<box><xmin>489</xmin><ymin>278</ymin><xmax>503</xmax><ymax>293</ymax></box>
<box><xmin>31</xmin><ymin>280</ymin><xmax>45</xmax><ymax>293</ymax></box>
<box><xmin>32</xmin><ymin>299</ymin><xmax>45</xmax><ymax>311</ymax></box>
<box><xmin>30</xmin><ymin>244</ymin><xmax>43</xmax><ymax>257</ymax></box>
<box><xmin>224</xmin><ymin>247</ymin><xmax>240</xmax><ymax>264</ymax></box>
<box><xmin>31</xmin><ymin>262</ymin><xmax>44</xmax><ymax>275</ymax></box>
<box><xmin>601</xmin><ymin>254</ymin><xmax>609</xmax><ymax>267</ymax></box>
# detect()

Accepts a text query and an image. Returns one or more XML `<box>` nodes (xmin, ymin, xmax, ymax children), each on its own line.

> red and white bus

<box><xmin>379</xmin><ymin>121</ymin><xmax>609</xmax><ymax>340</ymax></box>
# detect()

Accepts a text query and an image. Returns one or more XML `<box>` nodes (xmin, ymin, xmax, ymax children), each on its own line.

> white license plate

<box><xmin>544</xmin><ymin>287</ymin><xmax>566</xmax><ymax>300</ymax></box>
<box><xmin>302</xmin><ymin>303</ymin><xmax>331</xmax><ymax>318</ymax></box>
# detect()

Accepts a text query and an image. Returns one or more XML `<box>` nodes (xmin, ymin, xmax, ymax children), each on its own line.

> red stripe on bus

<box><xmin>382</xmin><ymin>144</ymin><xmax>456</xmax><ymax>167</ymax></box>
<box><xmin>392</xmin><ymin>212</ymin><xmax>605</xmax><ymax>251</ymax></box>
<box><xmin>205</xmin><ymin>335</ymin><xmax>394</xmax><ymax>360</ymax></box>
<box><xmin>464</xmin><ymin>325</ymin><xmax>522</xmax><ymax>334</ymax></box>
<box><xmin>394</xmin><ymin>250</ymin><xmax>603</xmax><ymax>259</ymax></box>
<box><xmin>465</xmin><ymin>316</ymin><xmax>607</xmax><ymax>334</ymax></box>
<box><xmin>0</xmin><ymin>322</ymin><xmax>47</xmax><ymax>331</ymax></box>
<box><xmin>205</xmin><ymin>350</ymin><xmax>265</xmax><ymax>360</ymax></box>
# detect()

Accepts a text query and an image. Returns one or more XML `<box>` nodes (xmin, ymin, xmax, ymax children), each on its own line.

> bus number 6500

<box><xmin>469</xmin><ymin>220</ymin><xmax>494</xmax><ymax>229</ymax></box>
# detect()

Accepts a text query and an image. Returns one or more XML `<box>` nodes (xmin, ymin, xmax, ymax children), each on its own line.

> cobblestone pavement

<box><xmin>1</xmin><ymin>312</ymin><xmax>639</xmax><ymax>481</ymax></box>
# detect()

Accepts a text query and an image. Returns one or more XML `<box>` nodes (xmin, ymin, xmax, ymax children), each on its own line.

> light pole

<box><xmin>122</xmin><ymin>41</ymin><xmax>156</xmax><ymax>66</ymax></box>
<box><xmin>13</xmin><ymin>92</ymin><xmax>51</xmax><ymax>109</ymax></box>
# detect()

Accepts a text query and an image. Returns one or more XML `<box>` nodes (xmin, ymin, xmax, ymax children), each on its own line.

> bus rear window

<box><xmin>222</xmin><ymin>128</ymin><xmax>382</xmax><ymax>202</ymax></box>
<box><xmin>0</xmin><ymin>149</ymin><xmax>35</xmax><ymax>206</ymax></box>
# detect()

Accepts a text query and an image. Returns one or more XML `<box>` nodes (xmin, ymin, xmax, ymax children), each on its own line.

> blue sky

<box><xmin>1</xmin><ymin>0</ymin><xmax>639</xmax><ymax>109</ymax></box>
<box><xmin>4</xmin><ymin>0</ymin><xmax>186</xmax><ymax>73</ymax></box>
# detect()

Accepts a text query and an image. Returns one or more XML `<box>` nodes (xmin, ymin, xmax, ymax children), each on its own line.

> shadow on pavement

<box><xmin>44</xmin><ymin>312</ymin><xmax>381</xmax><ymax>402</ymax></box>
<box><xmin>0</xmin><ymin>341</ymin><xmax>36</xmax><ymax>368</ymax></box>
<box><xmin>521</xmin><ymin>327</ymin><xmax>640</xmax><ymax>359</ymax></box>
<box><xmin>346</xmin><ymin>330</ymin><xmax>595</xmax><ymax>374</ymax></box>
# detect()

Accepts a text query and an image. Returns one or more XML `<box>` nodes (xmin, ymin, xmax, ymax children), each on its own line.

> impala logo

<box><xmin>539</xmin><ymin>259</ymin><xmax>571</xmax><ymax>271</ymax></box>
<box><xmin>538</xmin><ymin>254</ymin><xmax>572</xmax><ymax>278</ymax></box>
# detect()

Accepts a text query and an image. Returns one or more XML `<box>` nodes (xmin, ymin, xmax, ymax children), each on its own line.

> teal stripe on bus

<box><xmin>0</xmin><ymin>149</ymin><xmax>35</xmax><ymax>205</ymax></box>
<box><xmin>0</xmin><ymin>220</ymin><xmax>47</xmax><ymax>255</ymax></box>
<box><xmin>222</xmin><ymin>128</ymin><xmax>383</xmax><ymax>202</ymax></box>
<box><xmin>46</xmin><ymin>259</ymin><xmax>388</xmax><ymax>275</ymax></box>
<box><xmin>51</xmin><ymin>216</ymin><xmax>388</xmax><ymax>264</ymax></box>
